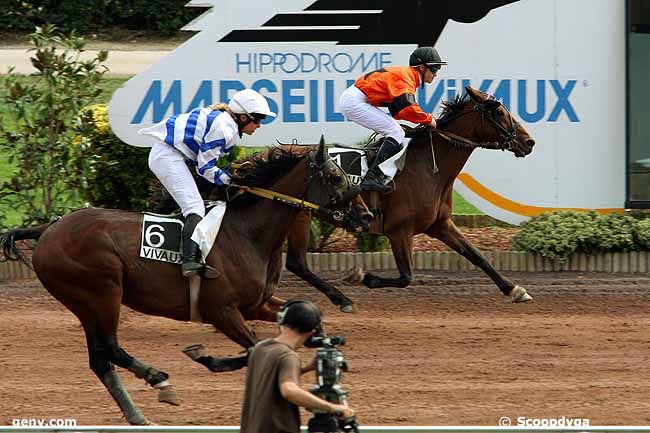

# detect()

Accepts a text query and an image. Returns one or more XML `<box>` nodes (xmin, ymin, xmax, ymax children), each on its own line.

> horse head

<box><xmin>463</xmin><ymin>86</ymin><xmax>535</xmax><ymax>158</ymax></box>
<box><xmin>307</xmin><ymin>136</ymin><xmax>373</xmax><ymax>231</ymax></box>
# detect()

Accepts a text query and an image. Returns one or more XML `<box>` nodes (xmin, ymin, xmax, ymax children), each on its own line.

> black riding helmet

<box><xmin>409</xmin><ymin>46</ymin><xmax>447</xmax><ymax>88</ymax></box>
<box><xmin>409</xmin><ymin>46</ymin><xmax>447</xmax><ymax>69</ymax></box>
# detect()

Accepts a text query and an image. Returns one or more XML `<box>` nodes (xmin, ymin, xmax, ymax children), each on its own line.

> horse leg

<box><xmin>428</xmin><ymin>218</ymin><xmax>532</xmax><ymax>302</ymax></box>
<box><xmin>287</xmin><ymin>213</ymin><xmax>355</xmax><ymax>313</ymax></box>
<box><xmin>361</xmin><ymin>228</ymin><xmax>414</xmax><ymax>288</ymax></box>
<box><xmin>183</xmin><ymin>307</ymin><xmax>256</xmax><ymax>373</ymax></box>
<box><xmin>250</xmin><ymin>295</ymin><xmax>286</xmax><ymax>322</ymax></box>
<box><xmin>38</xmin><ymin>257</ymin><xmax>150</xmax><ymax>425</ymax></box>
<box><xmin>106</xmin><ymin>335</ymin><xmax>180</xmax><ymax>406</ymax></box>
<box><xmin>82</xmin><ymin>324</ymin><xmax>150</xmax><ymax>425</ymax></box>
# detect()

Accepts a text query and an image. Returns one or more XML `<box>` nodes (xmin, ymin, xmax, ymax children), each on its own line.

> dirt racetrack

<box><xmin>2</xmin><ymin>270</ymin><xmax>650</xmax><ymax>426</ymax></box>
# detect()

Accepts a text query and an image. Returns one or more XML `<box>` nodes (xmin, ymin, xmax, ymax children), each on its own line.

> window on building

<box><xmin>628</xmin><ymin>0</ymin><xmax>650</xmax><ymax>205</ymax></box>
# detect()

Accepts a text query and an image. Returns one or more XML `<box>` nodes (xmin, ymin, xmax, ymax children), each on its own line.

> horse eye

<box><xmin>333</xmin><ymin>174</ymin><xmax>343</xmax><ymax>183</ymax></box>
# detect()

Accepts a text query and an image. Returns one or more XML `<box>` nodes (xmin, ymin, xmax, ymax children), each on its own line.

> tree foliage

<box><xmin>0</xmin><ymin>25</ymin><xmax>107</xmax><ymax>224</ymax></box>
<box><xmin>1</xmin><ymin>0</ymin><xmax>204</xmax><ymax>34</ymax></box>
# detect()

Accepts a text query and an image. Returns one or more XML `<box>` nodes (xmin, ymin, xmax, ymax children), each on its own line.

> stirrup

<box><xmin>182</xmin><ymin>262</ymin><xmax>219</xmax><ymax>279</ymax></box>
<box><xmin>182</xmin><ymin>261</ymin><xmax>203</xmax><ymax>277</ymax></box>
<box><xmin>200</xmin><ymin>264</ymin><xmax>219</xmax><ymax>279</ymax></box>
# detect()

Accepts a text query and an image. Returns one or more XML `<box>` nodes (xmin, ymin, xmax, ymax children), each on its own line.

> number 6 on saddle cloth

<box><xmin>140</xmin><ymin>201</ymin><xmax>226</xmax><ymax>269</ymax></box>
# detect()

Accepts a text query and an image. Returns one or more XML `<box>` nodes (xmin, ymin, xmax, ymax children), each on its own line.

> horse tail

<box><xmin>0</xmin><ymin>223</ymin><xmax>52</xmax><ymax>269</ymax></box>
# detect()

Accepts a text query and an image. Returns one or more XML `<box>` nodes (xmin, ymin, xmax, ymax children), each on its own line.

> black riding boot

<box><xmin>182</xmin><ymin>213</ymin><xmax>219</xmax><ymax>278</ymax></box>
<box><xmin>361</xmin><ymin>137</ymin><xmax>403</xmax><ymax>193</ymax></box>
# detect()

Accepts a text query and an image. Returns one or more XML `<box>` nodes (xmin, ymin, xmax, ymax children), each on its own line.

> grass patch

<box><xmin>452</xmin><ymin>190</ymin><xmax>482</xmax><ymax>215</ymax></box>
<box><xmin>95</xmin><ymin>76</ymin><xmax>131</xmax><ymax>103</ymax></box>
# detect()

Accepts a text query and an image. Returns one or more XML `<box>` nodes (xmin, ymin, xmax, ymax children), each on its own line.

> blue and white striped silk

<box><xmin>139</xmin><ymin>108</ymin><xmax>238</xmax><ymax>186</ymax></box>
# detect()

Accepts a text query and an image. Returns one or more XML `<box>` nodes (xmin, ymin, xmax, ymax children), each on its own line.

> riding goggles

<box><xmin>247</xmin><ymin>113</ymin><xmax>267</xmax><ymax>124</ymax></box>
<box><xmin>426</xmin><ymin>63</ymin><xmax>442</xmax><ymax>74</ymax></box>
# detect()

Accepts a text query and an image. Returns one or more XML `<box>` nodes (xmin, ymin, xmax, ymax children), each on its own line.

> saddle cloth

<box><xmin>140</xmin><ymin>201</ymin><xmax>227</xmax><ymax>264</ymax></box>
<box><xmin>327</xmin><ymin>140</ymin><xmax>408</xmax><ymax>185</ymax></box>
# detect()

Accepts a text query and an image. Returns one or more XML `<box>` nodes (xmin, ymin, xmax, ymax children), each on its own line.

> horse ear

<box><xmin>465</xmin><ymin>86</ymin><xmax>482</xmax><ymax>102</ymax></box>
<box><xmin>317</xmin><ymin>135</ymin><xmax>327</xmax><ymax>163</ymax></box>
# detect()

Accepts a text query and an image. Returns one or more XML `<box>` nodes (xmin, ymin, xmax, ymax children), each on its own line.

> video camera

<box><xmin>306</xmin><ymin>331</ymin><xmax>359</xmax><ymax>433</ymax></box>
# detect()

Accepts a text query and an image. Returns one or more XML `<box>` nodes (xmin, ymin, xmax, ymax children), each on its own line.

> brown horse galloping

<box><xmin>286</xmin><ymin>87</ymin><xmax>536</xmax><ymax>310</ymax></box>
<box><xmin>0</xmin><ymin>142</ymin><xmax>370</xmax><ymax>425</ymax></box>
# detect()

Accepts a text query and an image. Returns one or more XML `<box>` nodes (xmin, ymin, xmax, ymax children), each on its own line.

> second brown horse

<box><xmin>286</xmin><ymin>87</ymin><xmax>536</xmax><ymax>311</ymax></box>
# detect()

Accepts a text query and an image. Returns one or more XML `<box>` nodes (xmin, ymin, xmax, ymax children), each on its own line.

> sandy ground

<box><xmin>0</xmin><ymin>36</ymin><xmax>185</xmax><ymax>75</ymax></box>
<box><xmin>0</xmin><ymin>49</ymin><xmax>169</xmax><ymax>76</ymax></box>
<box><xmin>2</xmin><ymin>271</ymin><xmax>650</xmax><ymax>426</ymax></box>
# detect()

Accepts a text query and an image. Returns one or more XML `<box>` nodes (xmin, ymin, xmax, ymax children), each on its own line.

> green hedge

<box><xmin>514</xmin><ymin>211</ymin><xmax>650</xmax><ymax>261</ymax></box>
<box><xmin>78</xmin><ymin>104</ymin><xmax>154</xmax><ymax>211</ymax></box>
<box><xmin>2</xmin><ymin>0</ymin><xmax>204</xmax><ymax>34</ymax></box>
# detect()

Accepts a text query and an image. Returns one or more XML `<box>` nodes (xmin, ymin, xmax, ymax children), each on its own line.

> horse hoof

<box><xmin>340</xmin><ymin>302</ymin><xmax>357</xmax><ymax>314</ymax></box>
<box><xmin>158</xmin><ymin>385</ymin><xmax>180</xmax><ymax>406</ymax></box>
<box><xmin>130</xmin><ymin>417</ymin><xmax>153</xmax><ymax>426</ymax></box>
<box><xmin>342</xmin><ymin>266</ymin><xmax>364</xmax><ymax>284</ymax></box>
<box><xmin>182</xmin><ymin>344</ymin><xmax>207</xmax><ymax>360</ymax></box>
<box><xmin>510</xmin><ymin>285</ymin><xmax>533</xmax><ymax>303</ymax></box>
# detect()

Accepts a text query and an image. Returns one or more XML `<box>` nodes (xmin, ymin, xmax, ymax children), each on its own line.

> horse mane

<box><xmin>437</xmin><ymin>94</ymin><xmax>471</xmax><ymax>125</ymax></box>
<box><xmin>231</xmin><ymin>145</ymin><xmax>311</xmax><ymax>188</ymax></box>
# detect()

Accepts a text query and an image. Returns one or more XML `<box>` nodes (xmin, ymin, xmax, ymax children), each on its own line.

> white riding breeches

<box><xmin>339</xmin><ymin>85</ymin><xmax>407</xmax><ymax>178</ymax></box>
<box><xmin>148</xmin><ymin>142</ymin><xmax>206</xmax><ymax>218</ymax></box>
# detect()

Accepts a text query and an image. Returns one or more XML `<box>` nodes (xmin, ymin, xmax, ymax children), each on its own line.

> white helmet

<box><xmin>228</xmin><ymin>88</ymin><xmax>276</xmax><ymax>118</ymax></box>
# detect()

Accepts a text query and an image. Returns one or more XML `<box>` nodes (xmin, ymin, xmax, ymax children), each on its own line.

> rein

<box><xmin>234</xmin><ymin>185</ymin><xmax>343</xmax><ymax>222</ymax></box>
<box><xmin>230</xmin><ymin>153</ymin><xmax>346</xmax><ymax>222</ymax></box>
<box><xmin>430</xmin><ymin>128</ymin><xmax>510</xmax><ymax>151</ymax></box>
<box><xmin>408</xmin><ymin>99</ymin><xmax>520</xmax><ymax>152</ymax></box>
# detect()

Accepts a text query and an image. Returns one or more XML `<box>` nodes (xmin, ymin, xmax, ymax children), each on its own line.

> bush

<box><xmin>636</xmin><ymin>218</ymin><xmax>650</xmax><ymax>250</ymax></box>
<box><xmin>356</xmin><ymin>232</ymin><xmax>391</xmax><ymax>252</ymax></box>
<box><xmin>514</xmin><ymin>211</ymin><xmax>648</xmax><ymax>261</ymax></box>
<box><xmin>0</xmin><ymin>1</ymin><xmax>45</xmax><ymax>32</ymax></box>
<box><xmin>77</xmin><ymin>104</ymin><xmax>154</xmax><ymax>211</ymax></box>
<box><xmin>0</xmin><ymin>25</ymin><xmax>107</xmax><ymax>224</ymax></box>
<box><xmin>308</xmin><ymin>220</ymin><xmax>338</xmax><ymax>252</ymax></box>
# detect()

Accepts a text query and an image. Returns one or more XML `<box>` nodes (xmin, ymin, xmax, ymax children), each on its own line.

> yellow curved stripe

<box><xmin>457</xmin><ymin>173</ymin><xmax>623</xmax><ymax>217</ymax></box>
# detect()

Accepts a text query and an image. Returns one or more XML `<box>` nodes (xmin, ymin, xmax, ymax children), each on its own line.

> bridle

<box><xmin>431</xmin><ymin>98</ymin><xmax>520</xmax><ymax>152</ymax></box>
<box><xmin>305</xmin><ymin>148</ymin><xmax>362</xmax><ymax>223</ymax></box>
<box><xmin>232</xmin><ymin>148</ymin><xmax>360</xmax><ymax>224</ymax></box>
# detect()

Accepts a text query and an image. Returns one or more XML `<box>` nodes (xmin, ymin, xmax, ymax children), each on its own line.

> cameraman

<box><xmin>240</xmin><ymin>299</ymin><xmax>355</xmax><ymax>433</ymax></box>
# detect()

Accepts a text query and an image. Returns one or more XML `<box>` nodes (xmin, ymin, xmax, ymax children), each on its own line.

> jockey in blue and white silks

<box><xmin>139</xmin><ymin>88</ymin><xmax>276</xmax><ymax>278</ymax></box>
<box><xmin>143</xmin><ymin>106</ymin><xmax>237</xmax><ymax>188</ymax></box>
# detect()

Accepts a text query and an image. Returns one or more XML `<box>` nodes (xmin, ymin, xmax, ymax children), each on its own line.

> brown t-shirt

<box><xmin>240</xmin><ymin>339</ymin><xmax>302</xmax><ymax>433</ymax></box>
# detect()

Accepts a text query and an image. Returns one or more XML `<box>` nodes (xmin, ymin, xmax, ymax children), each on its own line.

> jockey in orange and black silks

<box><xmin>339</xmin><ymin>47</ymin><xmax>447</xmax><ymax>193</ymax></box>
<box><xmin>139</xmin><ymin>88</ymin><xmax>276</xmax><ymax>278</ymax></box>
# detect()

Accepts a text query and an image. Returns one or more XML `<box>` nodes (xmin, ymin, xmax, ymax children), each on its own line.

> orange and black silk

<box><xmin>354</xmin><ymin>66</ymin><xmax>433</xmax><ymax>125</ymax></box>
